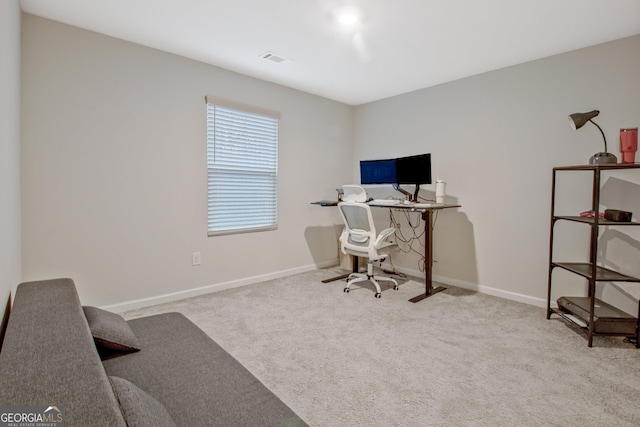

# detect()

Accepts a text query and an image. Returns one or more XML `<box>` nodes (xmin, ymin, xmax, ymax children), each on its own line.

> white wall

<box><xmin>21</xmin><ymin>14</ymin><xmax>353</xmax><ymax>307</ymax></box>
<box><xmin>0</xmin><ymin>1</ymin><xmax>21</xmax><ymax>319</ymax></box>
<box><xmin>21</xmin><ymin>13</ymin><xmax>640</xmax><ymax>313</ymax></box>
<box><xmin>354</xmin><ymin>35</ymin><xmax>640</xmax><ymax>310</ymax></box>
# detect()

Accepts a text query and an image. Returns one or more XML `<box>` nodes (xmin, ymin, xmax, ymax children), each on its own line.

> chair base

<box><xmin>343</xmin><ymin>262</ymin><xmax>399</xmax><ymax>298</ymax></box>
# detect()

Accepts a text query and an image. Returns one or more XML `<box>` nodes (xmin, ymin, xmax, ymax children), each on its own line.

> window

<box><xmin>205</xmin><ymin>97</ymin><xmax>279</xmax><ymax>236</ymax></box>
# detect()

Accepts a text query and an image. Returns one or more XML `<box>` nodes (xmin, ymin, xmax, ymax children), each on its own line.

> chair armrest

<box><xmin>374</xmin><ymin>227</ymin><xmax>395</xmax><ymax>248</ymax></box>
<box><xmin>339</xmin><ymin>228</ymin><xmax>347</xmax><ymax>254</ymax></box>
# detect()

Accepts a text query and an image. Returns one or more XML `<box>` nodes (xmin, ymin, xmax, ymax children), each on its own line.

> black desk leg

<box><xmin>321</xmin><ymin>255</ymin><xmax>359</xmax><ymax>283</ymax></box>
<box><xmin>409</xmin><ymin>209</ymin><xmax>446</xmax><ymax>302</ymax></box>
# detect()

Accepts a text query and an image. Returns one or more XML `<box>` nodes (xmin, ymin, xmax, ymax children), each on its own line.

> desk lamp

<box><xmin>569</xmin><ymin>110</ymin><xmax>617</xmax><ymax>164</ymax></box>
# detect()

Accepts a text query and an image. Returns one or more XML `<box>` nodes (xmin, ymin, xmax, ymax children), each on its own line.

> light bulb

<box><xmin>338</xmin><ymin>12</ymin><xmax>358</xmax><ymax>25</ymax></box>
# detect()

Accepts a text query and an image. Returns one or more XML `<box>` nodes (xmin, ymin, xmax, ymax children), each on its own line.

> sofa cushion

<box><xmin>83</xmin><ymin>306</ymin><xmax>140</xmax><ymax>357</ymax></box>
<box><xmin>104</xmin><ymin>312</ymin><xmax>307</xmax><ymax>427</ymax></box>
<box><xmin>109</xmin><ymin>376</ymin><xmax>176</xmax><ymax>427</ymax></box>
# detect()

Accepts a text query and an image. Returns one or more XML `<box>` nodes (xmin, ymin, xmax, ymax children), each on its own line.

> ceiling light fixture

<box><xmin>338</xmin><ymin>12</ymin><xmax>358</xmax><ymax>25</ymax></box>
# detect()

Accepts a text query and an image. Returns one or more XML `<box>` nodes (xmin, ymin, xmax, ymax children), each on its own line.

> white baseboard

<box><xmin>314</xmin><ymin>258</ymin><xmax>340</xmax><ymax>269</ymax></box>
<box><xmin>392</xmin><ymin>265</ymin><xmax>547</xmax><ymax>308</ymax></box>
<box><xmin>102</xmin><ymin>263</ymin><xmax>327</xmax><ymax>313</ymax></box>
<box><xmin>104</xmin><ymin>260</ymin><xmax>548</xmax><ymax>313</ymax></box>
<box><xmin>438</xmin><ymin>275</ymin><xmax>548</xmax><ymax>308</ymax></box>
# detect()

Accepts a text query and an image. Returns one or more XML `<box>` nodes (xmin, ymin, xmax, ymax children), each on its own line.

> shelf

<box><xmin>554</xmin><ymin>216</ymin><xmax>640</xmax><ymax>226</ymax></box>
<box><xmin>548</xmin><ymin>163</ymin><xmax>640</xmax><ymax>348</ymax></box>
<box><xmin>553</xmin><ymin>163</ymin><xmax>640</xmax><ymax>172</ymax></box>
<box><xmin>555</xmin><ymin>296</ymin><xmax>637</xmax><ymax>336</ymax></box>
<box><xmin>552</xmin><ymin>262</ymin><xmax>640</xmax><ymax>282</ymax></box>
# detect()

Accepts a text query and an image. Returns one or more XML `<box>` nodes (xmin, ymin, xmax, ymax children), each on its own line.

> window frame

<box><xmin>205</xmin><ymin>96</ymin><xmax>280</xmax><ymax>237</ymax></box>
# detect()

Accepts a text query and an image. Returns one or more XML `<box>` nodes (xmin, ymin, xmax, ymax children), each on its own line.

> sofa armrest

<box><xmin>0</xmin><ymin>279</ymin><xmax>126</xmax><ymax>427</ymax></box>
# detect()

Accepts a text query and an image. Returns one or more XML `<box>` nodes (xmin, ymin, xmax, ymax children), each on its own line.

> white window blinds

<box><xmin>206</xmin><ymin>97</ymin><xmax>279</xmax><ymax>236</ymax></box>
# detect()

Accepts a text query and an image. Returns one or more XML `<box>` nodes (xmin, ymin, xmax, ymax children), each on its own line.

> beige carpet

<box><xmin>124</xmin><ymin>268</ymin><xmax>640</xmax><ymax>427</ymax></box>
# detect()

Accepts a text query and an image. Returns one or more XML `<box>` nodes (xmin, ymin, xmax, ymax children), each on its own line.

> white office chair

<box><xmin>338</xmin><ymin>201</ymin><xmax>399</xmax><ymax>298</ymax></box>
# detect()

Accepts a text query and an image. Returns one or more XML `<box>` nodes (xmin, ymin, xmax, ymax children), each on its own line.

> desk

<box><xmin>398</xmin><ymin>204</ymin><xmax>460</xmax><ymax>302</ymax></box>
<box><xmin>312</xmin><ymin>200</ymin><xmax>460</xmax><ymax>302</ymax></box>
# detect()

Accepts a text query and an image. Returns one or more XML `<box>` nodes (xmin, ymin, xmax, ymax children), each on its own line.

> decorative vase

<box><xmin>620</xmin><ymin>128</ymin><xmax>638</xmax><ymax>164</ymax></box>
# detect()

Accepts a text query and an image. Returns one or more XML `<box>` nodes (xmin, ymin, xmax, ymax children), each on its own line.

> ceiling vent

<box><xmin>260</xmin><ymin>52</ymin><xmax>290</xmax><ymax>64</ymax></box>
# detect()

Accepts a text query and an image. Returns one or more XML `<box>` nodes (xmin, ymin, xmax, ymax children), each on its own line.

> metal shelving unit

<box><xmin>546</xmin><ymin>163</ymin><xmax>640</xmax><ymax>347</ymax></box>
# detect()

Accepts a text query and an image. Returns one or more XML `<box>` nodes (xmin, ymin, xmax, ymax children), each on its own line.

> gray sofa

<box><xmin>0</xmin><ymin>278</ymin><xmax>307</xmax><ymax>426</ymax></box>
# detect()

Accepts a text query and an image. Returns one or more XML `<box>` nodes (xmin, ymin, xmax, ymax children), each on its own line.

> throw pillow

<box><xmin>109</xmin><ymin>376</ymin><xmax>176</xmax><ymax>427</ymax></box>
<box><xmin>83</xmin><ymin>306</ymin><xmax>140</xmax><ymax>358</ymax></box>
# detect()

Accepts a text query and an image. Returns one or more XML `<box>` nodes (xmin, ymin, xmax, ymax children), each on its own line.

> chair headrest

<box><xmin>342</xmin><ymin>185</ymin><xmax>367</xmax><ymax>202</ymax></box>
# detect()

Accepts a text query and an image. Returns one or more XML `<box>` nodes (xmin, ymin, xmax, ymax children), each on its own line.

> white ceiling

<box><xmin>20</xmin><ymin>0</ymin><xmax>640</xmax><ymax>105</ymax></box>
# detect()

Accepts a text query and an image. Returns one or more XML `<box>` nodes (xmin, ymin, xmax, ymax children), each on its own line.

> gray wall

<box><xmin>354</xmin><ymin>34</ymin><xmax>640</xmax><ymax>311</ymax></box>
<box><xmin>21</xmin><ymin>14</ymin><xmax>353</xmax><ymax>307</ymax></box>
<box><xmin>0</xmin><ymin>1</ymin><xmax>21</xmax><ymax>320</ymax></box>
<box><xmin>20</xmin><ymin>12</ymin><xmax>640</xmax><ymax>314</ymax></box>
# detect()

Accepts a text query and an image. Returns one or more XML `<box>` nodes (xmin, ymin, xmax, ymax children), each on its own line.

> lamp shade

<box><xmin>569</xmin><ymin>110</ymin><xmax>599</xmax><ymax>130</ymax></box>
<box><xmin>568</xmin><ymin>109</ymin><xmax>616</xmax><ymax>164</ymax></box>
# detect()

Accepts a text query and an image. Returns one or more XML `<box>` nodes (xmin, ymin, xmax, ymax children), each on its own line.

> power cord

<box><xmin>367</xmin><ymin>204</ymin><xmax>439</xmax><ymax>276</ymax></box>
<box><xmin>388</xmin><ymin>209</ymin><xmax>438</xmax><ymax>273</ymax></box>
<box><xmin>379</xmin><ymin>254</ymin><xmax>407</xmax><ymax>278</ymax></box>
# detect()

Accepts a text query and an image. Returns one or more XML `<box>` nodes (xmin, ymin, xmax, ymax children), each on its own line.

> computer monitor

<box><xmin>396</xmin><ymin>153</ymin><xmax>432</xmax><ymax>185</ymax></box>
<box><xmin>359</xmin><ymin>158</ymin><xmax>397</xmax><ymax>185</ymax></box>
<box><xmin>359</xmin><ymin>153</ymin><xmax>431</xmax><ymax>202</ymax></box>
<box><xmin>396</xmin><ymin>153</ymin><xmax>431</xmax><ymax>201</ymax></box>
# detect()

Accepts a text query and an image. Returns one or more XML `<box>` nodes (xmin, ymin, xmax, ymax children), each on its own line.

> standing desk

<box><xmin>371</xmin><ymin>202</ymin><xmax>460</xmax><ymax>302</ymax></box>
<box><xmin>312</xmin><ymin>200</ymin><xmax>460</xmax><ymax>302</ymax></box>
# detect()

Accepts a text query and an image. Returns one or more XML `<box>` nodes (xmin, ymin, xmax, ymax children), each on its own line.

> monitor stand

<box><xmin>393</xmin><ymin>184</ymin><xmax>420</xmax><ymax>202</ymax></box>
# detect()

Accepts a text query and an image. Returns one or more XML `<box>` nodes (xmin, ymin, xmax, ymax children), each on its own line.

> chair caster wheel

<box><xmin>375</xmin><ymin>293</ymin><xmax>381</xmax><ymax>298</ymax></box>
<box><xmin>344</xmin><ymin>288</ymin><xmax>350</xmax><ymax>293</ymax></box>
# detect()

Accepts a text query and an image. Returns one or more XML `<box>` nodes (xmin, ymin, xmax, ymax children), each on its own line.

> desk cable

<box><xmin>386</xmin><ymin>208</ymin><xmax>439</xmax><ymax>275</ymax></box>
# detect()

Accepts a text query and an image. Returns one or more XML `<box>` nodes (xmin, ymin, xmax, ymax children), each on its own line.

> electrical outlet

<box><xmin>192</xmin><ymin>252</ymin><xmax>201</xmax><ymax>266</ymax></box>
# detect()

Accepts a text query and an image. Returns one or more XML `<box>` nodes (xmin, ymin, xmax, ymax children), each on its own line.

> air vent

<box><xmin>260</xmin><ymin>52</ymin><xmax>290</xmax><ymax>64</ymax></box>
